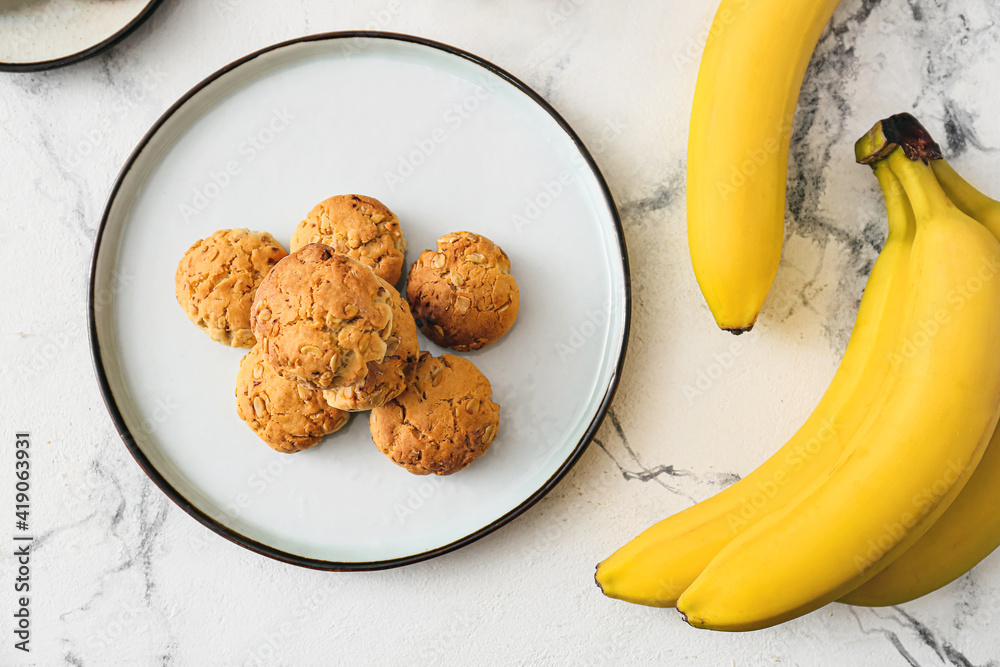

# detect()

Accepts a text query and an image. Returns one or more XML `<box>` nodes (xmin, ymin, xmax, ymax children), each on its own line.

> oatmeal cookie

<box><xmin>175</xmin><ymin>229</ymin><xmax>287</xmax><ymax>348</ymax></box>
<box><xmin>250</xmin><ymin>244</ymin><xmax>395</xmax><ymax>391</ymax></box>
<box><xmin>290</xmin><ymin>194</ymin><xmax>407</xmax><ymax>285</ymax></box>
<box><xmin>369</xmin><ymin>352</ymin><xmax>500</xmax><ymax>475</ymax></box>
<box><xmin>235</xmin><ymin>345</ymin><xmax>350</xmax><ymax>453</ymax></box>
<box><xmin>323</xmin><ymin>278</ymin><xmax>419</xmax><ymax>412</ymax></box>
<box><xmin>406</xmin><ymin>232</ymin><xmax>519</xmax><ymax>351</ymax></box>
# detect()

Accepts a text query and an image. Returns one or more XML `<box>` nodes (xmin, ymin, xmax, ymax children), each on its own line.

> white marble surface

<box><xmin>3</xmin><ymin>0</ymin><xmax>1000</xmax><ymax>665</ymax></box>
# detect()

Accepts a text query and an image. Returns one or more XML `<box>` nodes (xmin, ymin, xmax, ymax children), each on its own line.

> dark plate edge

<box><xmin>88</xmin><ymin>30</ymin><xmax>632</xmax><ymax>572</ymax></box>
<box><xmin>0</xmin><ymin>0</ymin><xmax>164</xmax><ymax>73</ymax></box>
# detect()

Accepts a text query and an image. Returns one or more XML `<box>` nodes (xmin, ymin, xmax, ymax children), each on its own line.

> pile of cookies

<box><xmin>174</xmin><ymin>195</ymin><xmax>519</xmax><ymax>475</ymax></box>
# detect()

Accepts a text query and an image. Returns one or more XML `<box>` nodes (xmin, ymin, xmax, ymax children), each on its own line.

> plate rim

<box><xmin>88</xmin><ymin>30</ymin><xmax>632</xmax><ymax>571</ymax></box>
<box><xmin>0</xmin><ymin>0</ymin><xmax>164</xmax><ymax>72</ymax></box>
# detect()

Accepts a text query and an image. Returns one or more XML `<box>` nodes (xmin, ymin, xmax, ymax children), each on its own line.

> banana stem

<box><xmin>931</xmin><ymin>160</ymin><xmax>994</xmax><ymax>214</ymax></box>
<box><xmin>886</xmin><ymin>149</ymin><xmax>956</xmax><ymax>221</ymax></box>
<box><xmin>872</xmin><ymin>162</ymin><xmax>916</xmax><ymax>244</ymax></box>
<box><xmin>856</xmin><ymin>113</ymin><xmax>1000</xmax><ymax>234</ymax></box>
<box><xmin>931</xmin><ymin>159</ymin><xmax>1000</xmax><ymax>238</ymax></box>
<box><xmin>856</xmin><ymin>113</ymin><xmax>943</xmax><ymax>165</ymax></box>
<box><xmin>856</xmin><ymin>113</ymin><xmax>953</xmax><ymax>220</ymax></box>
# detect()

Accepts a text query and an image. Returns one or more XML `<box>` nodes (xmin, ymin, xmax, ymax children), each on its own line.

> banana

<box><xmin>931</xmin><ymin>158</ymin><xmax>1000</xmax><ymax>238</ymax></box>
<box><xmin>841</xmin><ymin>417</ymin><xmax>1000</xmax><ymax>607</ymax></box>
<box><xmin>676</xmin><ymin>126</ymin><xmax>1000</xmax><ymax>631</ymax></box>
<box><xmin>596</xmin><ymin>160</ymin><xmax>915</xmax><ymax>607</ymax></box>
<box><xmin>841</xmin><ymin>129</ymin><xmax>1000</xmax><ymax>607</ymax></box>
<box><xmin>687</xmin><ymin>0</ymin><xmax>843</xmax><ymax>332</ymax></box>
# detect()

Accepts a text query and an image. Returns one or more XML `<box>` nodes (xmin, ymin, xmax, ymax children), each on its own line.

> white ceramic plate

<box><xmin>90</xmin><ymin>33</ymin><xmax>630</xmax><ymax>569</ymax></box>
<box><xmin>0</xmin><ymin>0</ymin><xmax>161</xmax><ymax>71</ymax></box>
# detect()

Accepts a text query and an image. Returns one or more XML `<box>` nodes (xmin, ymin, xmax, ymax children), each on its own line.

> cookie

<box><xmin>235</xmin><ymin>345</ymin><xmax>350</xmax><ymax>453</ymax></box>
<box><xmin>323</xmin><ymin>278</ymin><xmax>420</xmax><ymax>412</ymax></box>
<box><xmin>369</xmin><ymin>352</ymin><xmax>500</xmax><ymax>475</ymax></box>
<box><xmin>250</xmin><ymin>244</ymin><xmax>395</xmax><ymax>391</ymax></box>
<box><xmin>175</xmin><ymin>228</ymin><xmax>287</xmax><ymax>348</ymax></box>
<box><xmin>406</xmin><ymin>232</ymin><xmax>519</xmax><ymax>351</ymax></box>
<box><xmin>290</xmin><ymin>195</ymin><xmax>407</xmax><ymax>285</ymax></box>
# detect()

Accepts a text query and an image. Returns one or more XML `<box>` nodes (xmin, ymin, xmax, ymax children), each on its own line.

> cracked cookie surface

<box><xmin>323</xmin><ymin>278</ymin><xmax>420</xmax><ymax>412</ymax></box>
<box><xmin>251</xmin><ymin>244</ymin><xmax>395</xmax><ymax>391</ymax></box>
<box><xmin>235</xmin><ymin>345</ymin><xmax>350</xmax><ymax>453</ymax></box>
<box><xmin>369</xmin><ymin>352</ymin><xmax>500</xmax><ymax>475</ymax></box>
<box><xmin>175</xmin><ymin>228</ymin><xmax>287</xmax><ymax>348</ymax></box>
<box><xmin>290</xmin><ymin>194</ymin><xmax>407</xmax><ymax>285</ymax></box>
<box><xmin>406</xmin><ymin>231</ymin><xmax>519</xmax><ymax>351</ymax></box>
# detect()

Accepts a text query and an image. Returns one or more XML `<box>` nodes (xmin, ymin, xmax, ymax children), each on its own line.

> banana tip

<box><xmin>723</xmin><ymin>326</ymin><xmax>753</xmax><ymax>336</ymax></box>
<box><xmin>678</xmin><ymin>609</ymin><xmax>706</xmax><ymax>629</ymax></box>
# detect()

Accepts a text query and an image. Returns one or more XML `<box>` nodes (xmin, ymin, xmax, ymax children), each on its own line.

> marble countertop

<box><xmin>4</xmin><ymin>0</ymin><xmax>1000</xmax><ymax>664</ymax></box>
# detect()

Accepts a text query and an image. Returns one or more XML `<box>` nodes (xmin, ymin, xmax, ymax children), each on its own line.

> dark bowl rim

<box><xmin>0</xmin><ymin>0</ymin><xmax>165</xmax><ymax>73</ymax></box>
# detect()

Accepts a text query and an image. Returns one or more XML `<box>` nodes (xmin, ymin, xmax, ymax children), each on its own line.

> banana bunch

<box><xmin>598</xmin><ymin>114</ymin><xmax>1000</xmax><ymax>630</ymax></box>
<box><xmin>687</xmin><ymin>0</ymin><xmax>843</xmax><ymax>333</ymax></box>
